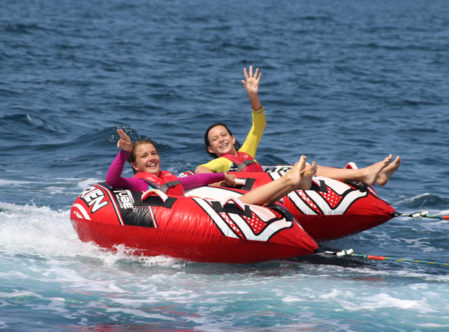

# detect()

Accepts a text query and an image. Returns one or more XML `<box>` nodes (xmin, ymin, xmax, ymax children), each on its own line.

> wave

<box><xmin>0</xmin><ymin>201</ymin><xmax>180</xmax><ymax>267</ymax></box>
<box><xmin>395</xmin><ymin>193</ymin><xmax>449</xmax><ymax>210</ymax></box>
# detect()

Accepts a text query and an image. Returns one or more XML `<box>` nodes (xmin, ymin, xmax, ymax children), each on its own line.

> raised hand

<box><xmin>116</xmin><ymin>129</ymin><xmax>133</xmax><ymax>152</ymax></box>
<box><xmin>241</xmin><ymin>65</ymin><xmax>263</xmax><ymax>111</ymax></box>
<box><xmin>241</xmin><ymin>65</ymin><xmax>262</xmax><ymax>95</ymax></box>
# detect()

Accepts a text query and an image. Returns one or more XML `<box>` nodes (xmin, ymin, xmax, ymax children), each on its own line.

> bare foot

<box><xmin>285</xmin><ymin>156</ymin><xmax>318</xmax><ymax>190</ymax></box>
<box><xmin>298</xmin><ymin>161</ymin><xmax>318</xmax><ymax>190</ymax></box>
<box><xmin>288</xmin><ymin>155</ymin><xmax>306</xmax><ymax>182</ymax></box>
<box><xmin>361</xmin><ymin>154</ymin><xmax>392</xmax><ymax>186</ymax></box>
<box><xmin>283</xmin><ymin>155</ymin><xmax>305</xmax><ymax>188</ymax></box>
<box><xmin>376</xmin><ymin>156</ymin><xmax>401</xmax><ymax>186</ymax></box>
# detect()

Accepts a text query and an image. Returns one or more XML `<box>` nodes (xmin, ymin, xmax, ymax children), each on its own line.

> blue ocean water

<box><xmin>1</xmin><ymin>0</ymin><xmax>449</xmax><ymax>330</ymax></box>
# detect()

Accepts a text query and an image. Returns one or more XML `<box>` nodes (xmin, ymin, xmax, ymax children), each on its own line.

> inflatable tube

<box><xmin>70</xmin><ymin>183</ymin><xmax>318</xmax><ymax>263</ymax></box>
<box><xmin>185</xmin><ymin>166</ymin><xmax>395</xmax><ymax>242</ymax></box>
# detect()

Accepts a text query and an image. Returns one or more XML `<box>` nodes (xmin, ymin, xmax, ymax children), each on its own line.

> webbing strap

<box><xmin>211</xmin><ymin>201</ymin><xmax>252</xmax><ymax>217</ymax></box>
<box><xmin>159</xmin><ymin>180</ymin><xmax>181</xmax><ymax>194</ymax></box>
<box><xmin>143</xmin><ymin>180</ymin><xmax>180</xmax><ymax>194</ymax></box>
<box><xmin>236</xmin><ymin>160</ymin><xmax>256</xmax><ymax>172</ymax></box>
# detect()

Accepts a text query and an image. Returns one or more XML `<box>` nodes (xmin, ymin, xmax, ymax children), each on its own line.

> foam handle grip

<box><xmin>235</xmin><ymin>178</ymin><xmax>246</xmax><ymax>186</ymax></box>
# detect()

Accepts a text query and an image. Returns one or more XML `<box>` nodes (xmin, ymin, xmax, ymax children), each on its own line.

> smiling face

<box><xmin>130</xmin><ymin>142</ymin><xmax>161</xmax><ymax>175</ymax></box>
<box><xmin>206</xmin><ymin>125</ymin><xmax>236</xmax><ymax>157</ymax></box>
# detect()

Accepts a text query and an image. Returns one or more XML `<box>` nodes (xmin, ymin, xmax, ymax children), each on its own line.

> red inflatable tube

<box><xmin>185</xmin><ymin>169</ymin><xmax>395</xmax><ymax>242</ymax></box>
<box><xmin>70</xmin><ymin>183</ymin><xmax>318</xmax><ymax>263</ymax></box>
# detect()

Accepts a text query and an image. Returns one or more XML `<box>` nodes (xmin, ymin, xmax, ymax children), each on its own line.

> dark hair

<box><xmin>204</xmin><ymin>122</ymin><xmax>241</xmax><ymax>158</ymax></box>
<box><xmin>127</xmin><ymin>138</ymin><xmax>158</xmax><ymax>173</ymax></box>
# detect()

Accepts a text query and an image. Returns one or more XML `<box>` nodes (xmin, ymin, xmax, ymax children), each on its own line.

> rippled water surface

<box><xmin>1</xmin><ymin>0</ymin><xmax>449</xmax><ymax>330</ymax></box>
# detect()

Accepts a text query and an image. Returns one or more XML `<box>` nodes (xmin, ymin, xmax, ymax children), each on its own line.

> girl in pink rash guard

<box><xmin>106</xmin><ymin>139</ymin><xmax>232</xmax><ymax>193</ymax></box>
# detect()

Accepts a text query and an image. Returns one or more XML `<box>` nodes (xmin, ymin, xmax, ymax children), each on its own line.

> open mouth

<box><xmin>219</xmin><ymin>143</ymin><xmax>229</xmax><ymax>150</ymax></box>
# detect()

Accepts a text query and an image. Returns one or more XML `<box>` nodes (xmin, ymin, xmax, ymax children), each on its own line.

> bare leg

<box><xmin>315</xmin><ymin>154</ymin><xmax>392</xmax><ymax>186</ymax></box>
<box><xmin>240</xmin><ymin>156</ymin><xmax>317</xmax><ymax>206</ymax></box>
<box><xmin>376</xmin><ymin>156</ymin><xmax>401</xmax><ymax>186</ymax></box>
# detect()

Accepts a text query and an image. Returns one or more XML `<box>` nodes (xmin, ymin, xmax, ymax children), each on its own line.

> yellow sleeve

<box><xmin>239</xmin><ymin>108</ymin><xmax>266</xmax><ymax>158</ymax></box>
<box><xmin>197</xmin><ymin>157</ymin><xmax>233</xmax><ymax>173</ymax></box>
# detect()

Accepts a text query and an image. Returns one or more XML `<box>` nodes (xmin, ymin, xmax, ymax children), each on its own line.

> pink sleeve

<box><xmin>178</xmin><ymin>173</ymin><xmax>225</xmax><ymax>190</ymax></box>
<box><xmin>106</xmin><ymin>151</ymin><xmax>224</xmax><ymax>192</ymax></box>
<box><xmin>105</xmin><ymin>150</ymin><xmax>149</xmax><ymax>191</ymax></box>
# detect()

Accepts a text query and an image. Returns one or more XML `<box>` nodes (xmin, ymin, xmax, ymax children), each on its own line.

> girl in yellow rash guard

<box><xmin>195</xmin><ymin>65</ymin><xmax>266</xmax><ymax>174</ymax></box>
<box><xmin>195</xmin><ymin>66</ymin><xmax>401</xmax><ymax>187</ymax></box>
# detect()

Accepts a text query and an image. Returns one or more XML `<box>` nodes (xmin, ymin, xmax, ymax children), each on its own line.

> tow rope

<box><xmin>395</xmin><ymin>210</ymin><xmax>449</xmax><ymax>220</ymax></box>
<box><xmin>318</xmin><ymin>249</ymin><xmax>449</xmax><ymax>267</ymax></box>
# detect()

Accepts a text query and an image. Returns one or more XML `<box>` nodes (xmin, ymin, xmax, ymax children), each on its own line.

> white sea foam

<box><xmin>0</xmin><ymin>179</ymin><xmax>34</xmax><ymax>186</ymax></box>
<box><xmin>396</xmin><ymin>192</ymin><xmax>433</xmax><ymax>204</ymax></box>
<box><xmin>34</xmin><ymin>297</ymin><xmax>69</xmax><ymax>316</ymax></box>
<box><xmin>416</xmin><ymin>323</ymin><xmax>449</xmax><ymax>328</ymax></box>
<box><xmin>339</xmin><ymin>293</ymin><xmax>428</xmax><ymax>312</ymax></box>
<box><xmin>0</xmin><ymin>290</ymin><xmax>43</xmax><ymax>299</ymax></box>
<box><xmin>0</xmin><ymin>201</ymin><xmax>83</xmax><ymax>258</ymax></box>
<box><xmin>77</xmin><ymin>178</ymin><xmax>102</xmax><ymax>189</ymax></box>
<box><xmin>0</xmin><ymin>201</ymin><xmax>180</xmax><ymax>268</ymax></box>
<box><xmin>319</xmin><ymin>289</ymin><xmax>354</xmax><ymax>300</ymax></box>
<box><xmin>106</xmin><ymin>307</ymin><xmax>175</xmax><ymax>320</ymax></box>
